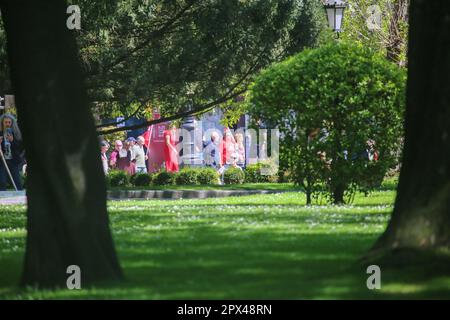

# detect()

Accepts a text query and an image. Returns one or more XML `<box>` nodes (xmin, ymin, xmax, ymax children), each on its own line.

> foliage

<box><xmin>107</xmin><ymin>170</ymin><xmax>131</xmax><ymax>187</ymax></box>
<box><xmin>248</xmin><ymin>42</ymin><xmax>406</xmax><ymax>204</ymax></box>
<box><xmin>131</xmin><ymin>172</ymin><xmax>152</xmax><ymax>187</ymax></box>
<box><xmin>0</xmin><ymin>17</ymin><xmax>11</xmax><ymax>94</ymax></box>
<box><xmin>152</xmin><ymin>170</ymin><xmax>176</xmax><ymax>186</ymax></box>
<box><xmin>0</xmin><ymin>0</ymin><xmax>326</xmax><ymax>123</ymax></box>
<box><xmin>223</xmin><ymin>167</ymin><xmax>245</xmax><ymax>185</ymax></box>
<box><xmin>341</xmin><ymin>0</ymin><xmax>409</xmax><ymax>66</ymax></box>
<box><xmin>100</xmin><ymin>126</ymin><xmax>128</xmax><ymax>146</ymax></box>
<box><xmin>244</xmin><ymin>162</ymin><xmax>278</xmax><ymax>183</ymax></box>
<box><xmin>197</xmin><ymin>167</ymin><xmax>220</xmax><ymax>185</ymax></box>
<box><xmin>175</xmin><ymin>167</ymin><xmax>199</xmax><ymax>185</ymax></box>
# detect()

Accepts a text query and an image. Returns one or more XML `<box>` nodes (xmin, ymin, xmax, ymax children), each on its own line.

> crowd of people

<box><xmin>100</xmin><ymin>135</ymin><xmax>150</xmax><ymax>175</ymax></box>
<box><xmin>99</xmin><ymin>125</ymin><xmax>247</xmax><ymax>178</ymax></box>
<box><xmin>203</xmin><ymin>128</ymin><xmax>245</xmax><ymax>174</ymax></box>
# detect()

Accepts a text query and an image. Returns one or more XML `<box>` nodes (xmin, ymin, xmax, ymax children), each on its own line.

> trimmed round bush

<box><xmin>244</xmin><ymin>163</ymin><xmax>278</xmax><ymax>183</ymax></box>
<box><xmin>197</xmin><ymin>167</ymin><xmax>220</xmax><ymax>185</ymax></box>
<box><xmin>108</xmin><ymin>170</ymin><xmax>130</xmax><ymax>187</ymax></box>
<box><xmin>248</xmin><ymin>42</ymin><xmax>406</xmax><ymax>203</ymax></box>
<box><xmin>132</xmin><ymin>173</ymin><xmax>152</xmax><ymax>187</ymax></box>
<box><xmin>175</xmin><ymin>168</ymin><xmax>199</xmax><ymax>185</ymax></box>
<box><xmin>153</xmin><ymin>170</ymin><xmax>176</xmax><ymax>186</ymax></box>
<box><xmin>223</xmin><ymin>167</ymin><xmax>245</xmax><ymax>185</ymax></box>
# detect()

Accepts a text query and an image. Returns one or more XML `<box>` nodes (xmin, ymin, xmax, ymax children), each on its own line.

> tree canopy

<box><xmin>0</xmin><ymin>1</ymin><xmax>325</xmax><ymax>128</ymax></box>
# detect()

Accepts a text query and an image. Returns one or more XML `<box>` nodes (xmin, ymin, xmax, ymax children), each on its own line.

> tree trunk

<box><xmin>333</xmin><ymin>185</ymin><xmax>345</xmax><ymax>205</ymax></box>
<box><xmin>306</xmin><ymin>189</ymin><xmax>312</xmax><ymax>206</ymax></box>
<box><xmin>374</xmin><ymin>0</ymin><xmax>450</xmax><ymax>251</ymax></box>
<box><xmin>0</xmin><ymin>0</ymin><xmax>123</xmax><ymax>287</ymax></box>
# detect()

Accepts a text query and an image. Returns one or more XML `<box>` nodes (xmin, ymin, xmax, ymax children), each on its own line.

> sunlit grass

<box><xmin>0</xmin><ymin>181</ymin><xmax>449</xmax><ymax>299</ymax></box>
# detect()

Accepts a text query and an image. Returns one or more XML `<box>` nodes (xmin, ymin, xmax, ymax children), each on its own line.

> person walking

<box><xmin>163</xmin><ymin>124</ymin><xmax>179</xmax><ymax>172</ymax></box>
<box><xmin>124</xmin><ymin>139</ymin><xmax>136</xmax><ymax>175</ymax></box>
<box><xmin>133</xmin><ymin>136</ymin><xmax>148</xmax><ymax>173</ymax></box>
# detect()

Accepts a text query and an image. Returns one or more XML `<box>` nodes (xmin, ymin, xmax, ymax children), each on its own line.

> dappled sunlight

<box><xmin>0</xmin><ymin>190</ymin><xmax>448</xmax><ymax>299</ymax></box>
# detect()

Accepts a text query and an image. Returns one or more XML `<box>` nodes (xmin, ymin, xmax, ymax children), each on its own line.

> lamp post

<box><xmin>181</xmin><ymin>91</ymin><xmax>203</xmax><ymax>167</ymax></box>
<box><xmin>324</xmin><ymin>0</ymin><xmax>347</xmax><ymax>36</ymax></box>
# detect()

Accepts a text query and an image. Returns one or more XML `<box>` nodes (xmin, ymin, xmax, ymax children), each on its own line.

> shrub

<box><xmin>223</xmin><ymin>167</ymin><xmax>245</xmax><ymax>185</ymax></box>
<box><xmin>248</xmin><ymin>42</ymin><xmax>406</xmax><ymax>204</ymax></box>
<box><xmin>153</xmin><ymin>170</ymin><xmax>176</xmax><ymax>186</ymax></box>
<box><xmin>175</xmin><ymin>168</ymin><xmax>199</xmax><ymax>185</ymax></box>
<box><xmin>132</xmin><ymin>173</ymin><xmax>152</xmax><ymax>187</ymax></box>
<box><xmin>197</xmin><ymin>167</ymin><xmax>220</xmax><ymax>185</ymax></box>
<box><xmin>244</xmin><ymin>162</ymin><xmax>278</xmax><ymax>183</ymax></box>
<box><xmin>108</xmin><ymin>170</ymin><xmax>130</xmax><ymax>187</ymax></box>
<box><xmin>278</xmin><ymin>169</ymin><xmax>293</xmax><ymax>183</ymax></box>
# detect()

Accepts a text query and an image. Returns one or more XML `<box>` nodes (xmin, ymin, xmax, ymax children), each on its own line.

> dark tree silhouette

<box><xmin>374</xmin><ymin>0</ymin><xmax>449</xmax><ymax>251</ymax></box>
<box><xmin>0</xmin><ymin>0</ymin><xmax>122</xmax><ymax>287</ymax></box>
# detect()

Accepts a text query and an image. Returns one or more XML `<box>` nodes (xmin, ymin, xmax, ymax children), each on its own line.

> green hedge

<box><xmin>153</xmin><ymin>170</ymin><xmax>176</xmax><ymax>186</ymax></box>
<box><xmin>176</xmin><ymin>168</ymin><xmax>199</xmax><ymax>185</ymax></box>
<box><xmin>197</xmin><ymin>167</ymin><xmax>220</xmax><ymax>185</ymax></box>
<box><xmin>244</xmin><ymin>163</ymin><xmax>278</xmax><ymax>183</ymax></box>
<box><xmin>131</xmin><ymin>173</ymin><xmax>152</xmax><ymax>187</ymax></box>
<box><xmin>223</xmin><ymin>167</ymin><xmax>245</xmax><ymax>185</ymax></box>
<box><xmin>107</xmin><ymin>170</ymin><xmax>130</xmax><ymax>187</ymax></box>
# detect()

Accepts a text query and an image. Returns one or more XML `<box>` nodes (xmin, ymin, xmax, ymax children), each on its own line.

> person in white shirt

<box><xmin>133</xmin><ymin>136</ymin><xmax>148</xmax><ymax>173</ymax></box>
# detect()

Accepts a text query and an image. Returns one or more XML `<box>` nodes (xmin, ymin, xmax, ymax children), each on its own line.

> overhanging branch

<box><xmin>97</xmin><ymin>88</ymin><xmax>247</xmax><ymax>136</ymax></box>
<box><xmin>97</xmin><ymin>43</ymin><xmax>267</xmax><ymax>136</ymax></box>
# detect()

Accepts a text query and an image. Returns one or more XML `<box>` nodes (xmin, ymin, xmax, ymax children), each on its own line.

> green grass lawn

<box><xmin>0</xmin><ymin>184</ymin><xmax>449</xmax><ymax>299</ymax></box>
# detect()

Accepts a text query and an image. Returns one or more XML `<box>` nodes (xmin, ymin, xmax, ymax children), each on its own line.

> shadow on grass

<box><xmin>1</xmin><ymin>225</ymin><xmax>448</xmax><ymax>299</ymax></box>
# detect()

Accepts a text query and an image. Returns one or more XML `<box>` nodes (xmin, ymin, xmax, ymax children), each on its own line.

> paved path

<box><xmin>108</xmin><ymin>189</ymin><xmax>290</xmax><ymax>200</ymax></box>
<box><xmin>0</xmin><ymin>191</ymin><xmax>27</xmax><ymax>205</ymax></box>
<box><xmin>0</xmin><ymin>189</ymin><xmax>292</xmax><ymax>205</ymax></box>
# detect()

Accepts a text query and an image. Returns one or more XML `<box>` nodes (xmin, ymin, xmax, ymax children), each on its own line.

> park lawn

<box><xmin>0</xmin><ymin>188</ymin><xmax>449</xmax><ymax>299</ymax></box>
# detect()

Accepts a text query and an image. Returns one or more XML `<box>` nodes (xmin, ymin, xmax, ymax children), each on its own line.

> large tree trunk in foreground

<box><xmin>1</xmin><ymin>0</ymin><xmax>123</xmax><ymax>287</ymax></box>
<box><xmin>374</xmin><ymin>0</ymin><xmax>450</xmax><ymax>251</ymax></box>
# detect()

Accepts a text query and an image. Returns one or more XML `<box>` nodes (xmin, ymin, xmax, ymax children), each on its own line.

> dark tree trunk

<box><xmin>333</xmin><ymin>185</ymin><xmax>345</xmax><ymax>205</ymax></box>
<box><xmin>306</xmin><ymin>189</ymin><xmax>312</xmax><ymax>206</ymax></box>
<box><xmin>0</xmin><ymin>0</ymin><xmax>123</xmax><ymax>287</ymax></box>
<box><xmin>374</xmin><ymin>0</ymin><xmax>450</xmax><ymax>251</ymax></box>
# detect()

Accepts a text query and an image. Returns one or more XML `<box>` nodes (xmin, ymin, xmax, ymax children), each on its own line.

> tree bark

<box><xmin>0</xmin><ymin>0</ymin><xmax>123</xmax><ymax>287</ymax></box>
<box><xmin>306</xmin><ymin>191</ymin><xmax>312</xmax><ymax>206</ymax></box>
<box><xmin>333</xmin><ymin>185</ymin><xmax>345</xmax><ymax>205</ymax></box>
<box><xmin>374</xmin><ymin>0</ymin><xmax>450</xmax><ymax>251</ymax></box>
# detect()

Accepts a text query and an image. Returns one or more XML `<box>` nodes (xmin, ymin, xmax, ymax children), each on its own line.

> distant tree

<box><xmin>248</xmin><ymin>42</ymin><xmax>406</xmax><ymax>204</ymax></box>
<box><xmin>341</xmin><ymin>0</ymin><xmax>409</xmax><ymax>66</ymax></box>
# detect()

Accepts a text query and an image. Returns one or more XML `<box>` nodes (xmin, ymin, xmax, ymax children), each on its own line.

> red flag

<box><xmin>143</xmin><ymin>126</ymin><xmax>152</xmax><ymax>148</ymax></box>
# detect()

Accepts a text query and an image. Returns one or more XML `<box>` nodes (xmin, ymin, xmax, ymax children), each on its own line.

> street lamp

<box><xmin>324</xmin><ymin>0</ymin><xmax>347</xmax><ymax>34</ymax></box>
